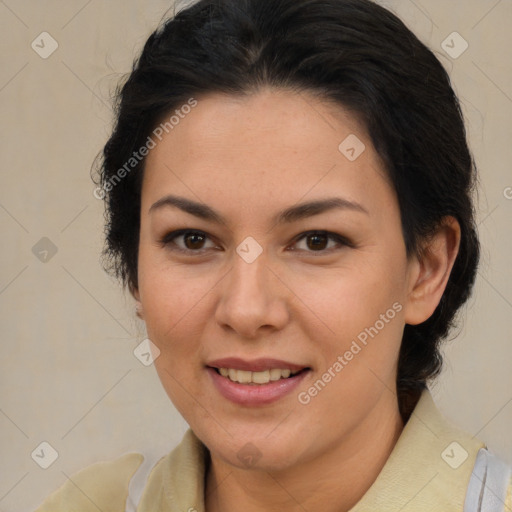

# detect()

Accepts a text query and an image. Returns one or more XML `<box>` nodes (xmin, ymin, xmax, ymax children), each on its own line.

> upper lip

<box><xmin>206</xmin><ymin>357</ymin><xmax>309</xmax><ymax>372</ymax></box>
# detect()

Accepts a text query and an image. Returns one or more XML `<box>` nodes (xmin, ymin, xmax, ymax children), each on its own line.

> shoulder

<box><xmin>34</xmin><ymin>452</ymin><xmax>144</xmax><ymax>512</ymax></box>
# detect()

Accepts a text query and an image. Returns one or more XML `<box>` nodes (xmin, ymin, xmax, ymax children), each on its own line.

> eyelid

<box><xmin>290</xmin><ymin>230</ymin><xmax>354</xmax><ymax>252</ymax></box>
<box><xmin>158</xmin><ymin>229</ymin><xmax>219</xmax><ymax>254</ymax></box>
<box><xmin>159</xmin><ymin>229</ymin><xmax>353</xmax><ymax>255</ymax></box>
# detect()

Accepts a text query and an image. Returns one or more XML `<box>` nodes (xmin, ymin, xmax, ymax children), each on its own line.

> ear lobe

<box><xmin>404</xmin><ymin>216</ymin><xmax>461</xmax><ymax>326</ymax></box>
<box><xmin>135</xmin><ymin>301</ymin><xmax>144</xmax><ymax>319</ymax></box>
<box><xmin>129</xmin><ymin>286</ymin><xmax>144</xmax><ymax>319</ymax></box>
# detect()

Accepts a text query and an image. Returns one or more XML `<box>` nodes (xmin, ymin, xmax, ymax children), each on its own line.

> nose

<box><xmin>214</xmin><ymin>250</ymin><xmax>290</xmax><ymax>339</ymax></box>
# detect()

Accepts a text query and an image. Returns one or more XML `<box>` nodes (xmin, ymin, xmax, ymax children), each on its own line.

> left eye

<box><xmin>291</xmin><ymin>231</ymin><xmax>349</xmax><ymax>253</ymax></box>
<box><xmin>160</xmin><ymin>230</ymin><xmax>350</xmax><ymax>254</ymax></box>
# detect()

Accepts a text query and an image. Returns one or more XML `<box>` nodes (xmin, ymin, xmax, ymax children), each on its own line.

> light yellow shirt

<box><xmin>34</xmin><ymin>388</ymin><xmax>512</xmax><ymax>511</ymax></box>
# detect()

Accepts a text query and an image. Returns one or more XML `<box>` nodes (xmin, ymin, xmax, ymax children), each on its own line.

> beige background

<box><xmin>0</xmin><ymin>1</ymin><xmax>511</xmax><ymax>510</ymax></box>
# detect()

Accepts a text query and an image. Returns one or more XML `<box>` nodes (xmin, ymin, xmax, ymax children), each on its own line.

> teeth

<box><xmin>269</xmin><ymin>368</ymin><xmax>284</xmax><ymax>381</ymax></box>
<box><xmin>217</xmin><ymin>367</ymin><xmax>300</xmax><ymax>384</ymax></box>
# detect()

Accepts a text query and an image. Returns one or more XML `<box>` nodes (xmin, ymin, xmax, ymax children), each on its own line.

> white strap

<box><xmin>464</xmin><ymin>448</ymin><xmax>511</xmax><ymax>512</ymax></box>
<box><xmin>125</xmin><ymin>452</ymin><xmax>165</xmax><ymax>512</ymax></box>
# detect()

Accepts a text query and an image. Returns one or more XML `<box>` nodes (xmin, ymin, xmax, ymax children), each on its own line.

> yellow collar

<box><xmin>139</xmin><ymin>388</ymin><xmax>484</xmax><ymax>511</ymax></box>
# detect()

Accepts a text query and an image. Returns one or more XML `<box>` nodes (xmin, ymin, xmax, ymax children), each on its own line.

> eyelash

<box><xmin>158</xmin><ymin>229</ymin><xmax>353</xmax><ymax>255</ymax></box>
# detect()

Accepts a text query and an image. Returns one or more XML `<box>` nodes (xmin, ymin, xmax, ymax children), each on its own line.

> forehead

<box><xmin>141</xmin><ymin>88</ymin><xmax>395</xmax><ymax>220</ymax></box>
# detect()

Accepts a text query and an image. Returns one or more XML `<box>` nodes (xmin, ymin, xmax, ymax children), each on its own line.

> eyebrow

<box><xmin>149</xmin><ymin>194</ymin><xmax>368</xmax><ymax>225</ymax></box>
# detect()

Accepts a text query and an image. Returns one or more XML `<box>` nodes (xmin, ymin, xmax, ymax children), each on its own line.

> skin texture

<box><xmin>134</xmin><ymin>87</ymin><xmax>461</xmax><ymax>512</ymax></box>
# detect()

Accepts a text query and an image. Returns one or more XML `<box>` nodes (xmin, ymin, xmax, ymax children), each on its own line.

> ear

<box><xmin>130</xmin><ymin>284</ymin><xmax>144</xmax><ymax>320</ymax></box>
<box><xmin>404</xmin><ymin>216</ymin><xmax>461</xmax><ymax>325</ymax></box>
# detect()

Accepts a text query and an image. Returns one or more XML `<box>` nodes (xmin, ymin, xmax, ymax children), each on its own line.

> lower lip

<box><xmin>206</xmin><ymin>367</ymin><xmax>310</xmax><ymax>406</ymax></box>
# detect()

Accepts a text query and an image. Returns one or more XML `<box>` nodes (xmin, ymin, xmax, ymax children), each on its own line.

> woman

<box><xmin>35</xmin><ymin>0</ymin><xmax>512</xmax><ymax>510</ymax></box>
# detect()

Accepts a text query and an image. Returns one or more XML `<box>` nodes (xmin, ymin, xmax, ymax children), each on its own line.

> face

<box><xmin>136</xmin><ymin>88</ymin><xmax>419</xmax><ymax>471</ymax></box>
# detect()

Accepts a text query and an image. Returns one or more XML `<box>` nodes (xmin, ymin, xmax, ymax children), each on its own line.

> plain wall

<box><xmin>0</xmin><ymin>1</ymin><xmax>511</xmax><ymax>510</ymax></box>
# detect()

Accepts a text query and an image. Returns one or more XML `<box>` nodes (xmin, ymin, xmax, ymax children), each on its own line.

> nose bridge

<box><xmin>228</xmin><ymin>247</ymin><xmax>271</xmax><ymax>305</ymax></box>
<box><xmin>215</xmin><ymin>244</ymin><xmax>288</xmax><ymax>336</ymax></box>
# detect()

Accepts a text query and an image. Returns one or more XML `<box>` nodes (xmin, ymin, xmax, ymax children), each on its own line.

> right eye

<box><xmin>158</xmin><ymin>229</ymin><xmax>219</xmax><ymax>254</ymax></box>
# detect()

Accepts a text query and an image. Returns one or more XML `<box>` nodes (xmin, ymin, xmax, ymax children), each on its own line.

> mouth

<box><xmin>210</xmin><ymin>366</ymin><xmax>309</xmax><ymax>385</ymax></box>
<box><xmin>205</xmin><ymin>357</ymin><xmax>311</xmax><ymax>405</ymax></box>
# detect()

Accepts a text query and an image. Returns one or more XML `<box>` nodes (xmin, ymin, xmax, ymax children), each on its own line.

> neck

<box><xmin>205</xmin><ymin>392</ymin><xmax>405</xmax><ymax>512</ymax></box>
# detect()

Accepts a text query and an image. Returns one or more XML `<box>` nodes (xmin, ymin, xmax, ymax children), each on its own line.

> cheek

<box><xmin>143</xmin><ymin>282</ymin><xmax>209</xmax><ymax>413</ymax></box>
<box><xmin>297</xmin><ymin>260</ymin><xmax>404</xmax><ymax>331</ymax></box>
<box><xmin>138</xmin><ymin>264</ymin><xmax>219</xmax><ymax>392</ymax></box>
<box><xmin>137</xmin><ymin>245</ymin><xmax>213</xmax><ymax>336</ymax></box>
<box><xmin>293</xmin><ymin>257</ymin><xmax>406</xmax><ymax>377</ymax></box>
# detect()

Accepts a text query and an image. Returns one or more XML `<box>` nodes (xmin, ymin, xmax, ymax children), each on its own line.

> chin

<box><xmin>198</xmin><ymin>422</ymin><xmax>311</xmax><ymax>472</ymax></box>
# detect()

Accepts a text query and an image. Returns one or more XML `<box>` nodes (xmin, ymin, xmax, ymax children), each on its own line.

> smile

<box><xmin>215</xmin><ymin>367</ymin><xmax>304</xmax><ymax>385</ymax></box>
<box><xmin>206</xmin><ymin>366</ymin><xmax>310</xmax><ymax>406</ymax></box>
